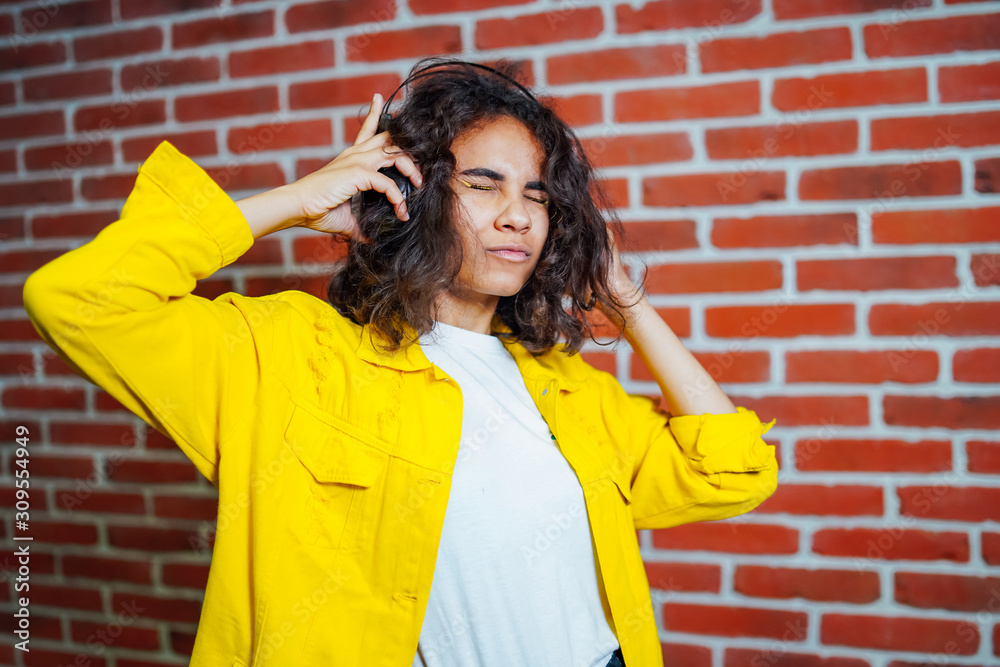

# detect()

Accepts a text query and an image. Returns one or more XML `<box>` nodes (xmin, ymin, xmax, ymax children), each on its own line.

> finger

<box><xmin>353</xmin><ymin>93</ymin><xmax>383</xmax><ymax>147</ymax></box>
<box><xmin>385</xmin><ymin>151</ymin><xmax>423</xmax><ymax>189</ymax></box>
<box><xmin>369</xmin><ymin>172</ymin><xmax>409</xmax><ymax>221</ymax></box>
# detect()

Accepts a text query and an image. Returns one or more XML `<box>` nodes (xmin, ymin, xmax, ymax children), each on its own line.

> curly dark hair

<box><xmin>326</xmin><ymin>56</ymin><xmax>644</xmax><ymax>357</ymax></box>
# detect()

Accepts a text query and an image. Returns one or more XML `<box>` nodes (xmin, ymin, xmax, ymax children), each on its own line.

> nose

<box><xmin>496</xmin><ymin>191</ymin><xmax>532</xmax><ymax>233</ymax></box>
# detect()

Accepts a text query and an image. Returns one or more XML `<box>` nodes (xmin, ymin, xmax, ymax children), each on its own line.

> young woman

<box><xmin>24</xmin><ymin>58</ymin><xmax>778</xmax><ymax>667</ymax></box>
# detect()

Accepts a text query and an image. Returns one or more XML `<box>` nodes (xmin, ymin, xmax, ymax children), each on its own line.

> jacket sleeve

<box><xmin>22</xmin><ymin>140</ymin><xmax>273</xmax><ymax>487</ymax></box>
<box><xmin>585</xmin><ymin>363</ymin><xmax>778</xmax><ymax>530</ymax></box>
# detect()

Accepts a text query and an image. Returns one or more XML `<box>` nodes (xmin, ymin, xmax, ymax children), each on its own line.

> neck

<box><xmin>433</xmin><ymin>289</ymin><xmax>499</xmax><ymax>335</ymax></box>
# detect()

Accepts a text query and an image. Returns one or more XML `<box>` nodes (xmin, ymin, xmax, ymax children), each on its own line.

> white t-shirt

<box><xmin>412</xmin><ymin>320</ymin><xmax>620</xmax><ymax>667</ymax></box>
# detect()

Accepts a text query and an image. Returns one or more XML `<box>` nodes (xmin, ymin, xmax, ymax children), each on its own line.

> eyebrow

<box><xmin>459</xmin><ymin>167</ymin><xmax>547</xmax><ymax>192</ymax></box>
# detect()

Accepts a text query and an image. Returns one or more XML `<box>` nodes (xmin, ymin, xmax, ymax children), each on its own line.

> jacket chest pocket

<box><xmin>282</xmin><ymin>401</ymin><xmax>390</xmax><ymax>552</ymax></box>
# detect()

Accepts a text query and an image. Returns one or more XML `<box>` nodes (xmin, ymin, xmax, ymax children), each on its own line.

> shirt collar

<box><xmin>354</xmin><ymin>317</ymin><xmax>583</xmax><ymax>392</ymax></box>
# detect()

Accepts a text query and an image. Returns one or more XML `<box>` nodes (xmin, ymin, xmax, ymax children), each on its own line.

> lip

<box><xmin>487</xmin><ymin>249</ymin><xmax>530</xmax><ymax>263</ymax></box>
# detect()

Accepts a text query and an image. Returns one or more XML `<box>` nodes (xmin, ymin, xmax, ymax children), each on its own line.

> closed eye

<box><xmin>459</xmin><ymin>179</ymin><xmax>548</xmax><ymax>205</ymax></box>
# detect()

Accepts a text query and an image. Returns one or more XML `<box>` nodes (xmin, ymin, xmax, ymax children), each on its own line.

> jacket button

<box><xmin>542</xmin><ymin>388</ymin><xmax>548</xmax><ymax>395</ymax></box>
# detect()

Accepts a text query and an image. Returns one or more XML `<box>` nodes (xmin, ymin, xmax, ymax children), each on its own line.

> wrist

<box><xmin>237</xmin><ymin>186</ymin><xmax>303</xmax><ymax>240</ymax></box>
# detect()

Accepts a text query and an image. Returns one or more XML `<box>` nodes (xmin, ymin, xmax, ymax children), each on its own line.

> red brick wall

<box><xmin>2</xmin><ymin>0</ymin><xmax>999</xmax><ymax>665</ymax></box>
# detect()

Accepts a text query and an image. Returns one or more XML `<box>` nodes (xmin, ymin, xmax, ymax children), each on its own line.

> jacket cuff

<box><xmin>668</xmin><ymin>406</ymin><xmax>776</xmax><ymax>474</ymax></box>
<box><xmin>133</xmin><ymin>140</ymin><xmax>254</xmax><ymax>266</ymax></box>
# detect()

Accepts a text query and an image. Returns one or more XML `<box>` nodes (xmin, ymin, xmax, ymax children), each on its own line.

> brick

<box><xmin>81</xmin><ymin>173</ymin><xmax>140</xmax><ymax>201</ymax></box>
<box><xmin>701</xmin><ymin>27</ymin><xmax>852</xmax><ymax>73</ymax></box>
<box><xmin>25</xmin><ymin>140</ymin><xmax>113</xmax><ymax>171</ymax></box>
<box><xmin>110</xmin><ymin>592</ymin><xmax>202</xmax><ymax>623</ymax></box>
<box><xmin>940</xmin><ymin>61</ymin><xmax>1000</xmax><ymax>102</ymax></box>
<box><xmin>62</xmin><ymin>555</ymin><xmax>152</xmax><ymax>584</ymax></box>
<box><xmin>643</xmin><ymin>562</ymin><xmax>720</xmax><ymax>593</ymax></box>
<box><xmin>411</xmin><ymin>0</ymin><xmax>531</xmax><ymax>13</ymax></box>
<box><xmin>954</xmin><ymin>349</ymin><xmax>1000</xmax><ymax>383</ymax></box>
<box><xmin>787</xmin><ymin>350</ymin><xmax>938</xmax><ymax>384</ymax></box>
<box><xmin>290</xmin><ymin>73</ymin><xmax>401</xmax><ymax>110</ymax></box>
<box><xmin>2</xmin><ymin>386</ymin><xmax>85</xmax><ymax>410</ymax></box>
<box><xmin>871</xmin><ymin>303</ymin><xmax>1000</xmax><ymax>336</ymax></box>
<box><xmin>896</xmin><ymin>572</ymin><xmax>1000</xmax><ymax>612</ymax></box>
<box><xmin>620</xmin><ymin>220</ymin><xmax>698</xmax><ymax>251</ymax></box>
<box><xmin>31</xmin><ymin>208</ymin><xmax>116</xmax><ymax>239</ymax></box>
<box><xmin>120</xmin><ymin>0</ymin><xmax>218</xmax><ymax>18</ymax></box>
<box><xmin>476</xmin><ymin>8</ymin><xmax>602</xmax><ymax>49</ymax></box>
<box><xmin>872</xmin><ymin>111</ymin><xmax>1000</xmax><ymax>150</ymax></box>
<box><xmin>347</xmin><ymin>24</ymin><xmax>461</xmax><ymax>62</ymax></box>
<box><xmin>74</xmin><ymin>100</ymin><xmax>166</xmax><ymax>132</ymax></box>
<box><xmin>644</xmin><ymin>260</ymin><xmax>781</xmax><ymax>294</ymax></box>
<box><xmin>617</xmin><ymin>81</ymin><xmax>759</xmax><ymax>121</ymax></box>
<box><xmin>821</xmin><ymin>614</ymin><xmax>978</xmax><ymax>654</ymax></box>
<box><xmin>285</xmin><ymin>0</ymin><xmax>397</xmax><ymax>33</ymax></box>
<box><xmin>799</xmin><ymin>161</ymin><xmax>962</xmax><ymax>200</ymax></box>
<box><xmin>70</xmin><ymin>620</ymin><xmax>158</xmax><ymax>650</ymax></box>
<box><xmin>644</xmin><ymin>171</ymin><xmax>784</xmax><ymax>207</ymax></box>
<box><xmin>774</xmin><ymin>0</ymin><xmax>930</xmax><ymax>19</ymax></box>
<box><xmin>24</xmin><ymin>69</ymin><xmax>112</xmax><ymax>101</ymax></box>
<box><xmin>798</xmin><ymin>256</ymin><xmax>957</xmax><ymax>291</ymax></box>
<box><xmin>153</xmin><ymin>495</ymin><xmax>218</xmax><ymax>521</ymax></box>
<box><xmin>582</xmin><ymin>132</ymin><xmax>692</xmax><ymax>168</ymax></box>
<box><xmin>967</xmin><ymin>441</ymin><xmax>1000</xmax><ymax>474</ymax></box>
<box><xmin>73</xmin><ymin>26</ymin><xmax>162</xmax><ymax>62</ymax></box>
<box><xmin>0</xmin><ymin>179</ymin><xmax>74</xmax><ymax>208</ymax></box>
<box><xmin>865</xmin><ymin>13</ymin><xmax>1000</xmax><ymax>58</ymax></box>
<box><xmin>0</xmin><ymin>319</ymin><xmax>46</xmax><ymax>343</ymax></box>
<box><xmin>885</xmin><ymin>396</ymin><xmax>1000</xmax><ymax>430</ymax></box>
<box><xmin>972</xmin><ymin>254</ymin><xmax>1000</xmax><ymax>286</ymax></box>
<box><xmin>15</xmin><ymin>455</ymin><xmax>94</xmax><ymax>480</ymax></box>
<box><xmin>230</xmin><ymin>41</ymin><xmax>334</xmax><ymax>78</ymax></box>
<box><xmin>0</xmin><ymin>110</ymin><xmax>63</xmax><ymax>141</ymax></box>
<box><xmin>984</xmin><ymin>533</ymin><xmax>1000</xmax><ymax>565</ymax></box>
<box><xmin>652</xmin><ymin>523</ymin><xmax>798</xmax><ymax>554</ymax></box>
<box><xmin>796</xmin><ymin>438</ymin><xmax>951</xmax><ymax>474</ymax></box>
<box><xmin>0</xmin><ymin>353</ymin><xmax>34</xmax><ymax>378</ymax></box>
<box><xmin>666</xmin><ymin>644</ymin><xmax>712</xmax><ymax>667</ymax></box>
<box><xmin>706</xmin><ymin>304</ymin><xmax>855</xmax><ymax>338</ymax></box>
<box><xmin>175</xmin><ymin>87</ymin><xmax>279</xmax><ymax>122</ymax></box>
<box><xmin>725</xmin><ymin>649</ymin><xmax>869</xmax><ymax>667</ymax></box>
<box><xmin>227</xmin><ymin>119</ymin><xmax>332</xmax><ymax>154</ymax></box>
<box><xmin>0</xmin><ymin>81</ymin><xmax>14</xmax><ymax>106</ymax></box>
<box><xmin>617</xmin><ymin>0</ymin><xmax>761</xmax><ymax>32</ymax></box>
<box><xmin>205</xmin><ymin>162</ymin><xmax>286</xmax><ymax>191</ymax></box>
<box><xmin>898</xmin><ymin>485</ymin><xmax>1000</xmax><ymax>522</ymax></box>
<box><xmin>549</xmin><ymin>94</ymin><xmax>602</xmax><ymax>127</ymax></box>
<box><xmin>812</xmin><ymin>528</ymin><xmax>969</xmax><ymax>562</ymax></box>
<box><xmin>734</xmin><ymin>565</ymin><xmax>880</xmax><ymax>603</ymax></box>
<box><xmin>873</xmin><ymin>207</ymin><xmax>1000</xmax><ymax>243</ymax></box>
<box><xmin>663</xmin><ymin>603</ymin><xmax>807</xmax><ymax>640</ymax></box>
<box><xmin>0</xmin><ymin>40</ymin><xmax>66</xmax><ymax>72</ymax></box>
<box><xmin>122</xmin><ymin>131</ymin><xmax>217</xmax><ymax>161</ymax></box>
<box><xmin>757</xmin><ymin>484</ymin><xmax>883</xmax><ymax>516</ymax></box>
<box><xmin>634</xmin><ymin>350</ymin><xmax>769</xmax><ymax>384</ymax></box>
<box><xmin>693</xmin><ymin>350</ymin><xmax>770</xmax><ymax>383</ymax></box>
<box><xmin>106</xmin><ymin>459</ymin><xmax>199</xmax><ymax>484</ymax></box>
<box><xmin>122</xmin><ymin>57</ymin><xmax>220</xmax><ymax>91</ymax></box>
<box><xmin>773</xmin><ymin>68</ymin><xmax>926</xmax><ymax>110</ymax></box>
<box><xmin>548</xmin><ymin>45</ymin><xmax>685</xmax><ymax>84</ymax></box>
<box><xmin>713</xmin><ymin>213</ymin><xmax>857</xmax><ymax>248</ymax></box>
<box><xmin>54</xmin><ymin>490</ymin><xmax>144</xmax><ymax>515</ymax></box>
<box><xmin>108</xmin><ymin>525</ymin><xmax>201</xmax><ymax>552</ymax></box>
<box><xmin>172</xmin><ymin>10</ymin><xmax>273</xmax><ymax>49</ymax></box>
<box><xmin>707</xmin><ymin>120</ymin><xmax>857</xmax><ymax>159</ymax></box>
<box><xmin>50</xmin><ymin>421</ymin><xmax>136</xmax><ymax>447</ymax></box>
<box><xmin>20</xmin><ymin>0</ymin><xmax>111</xmax><ymax>32</ymax></box>
<box><xmin>162</xmin><ymin>562</ymin><xmax>211</xmax><ymax>589</ymax></box>
<box><xmin>976</xmin><ymin>156</ymin><xmax>1000</xmax><ymax>193</ymax></box>
<box><xmin>30</xmin><ymin>520</ymin><xmax>98</xmax><ymax>546</ymax></box>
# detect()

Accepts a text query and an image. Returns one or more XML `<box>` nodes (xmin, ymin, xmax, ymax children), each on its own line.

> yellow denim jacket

<box><xmin>23</xmin><ymin>141</ymin><xmax>778</xmax><ymax>667</ymax></box>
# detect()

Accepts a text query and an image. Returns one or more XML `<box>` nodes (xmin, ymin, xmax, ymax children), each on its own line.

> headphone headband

<box><xmin>379</xmin><ymin>60</ymin><xmax>538</xmax><ymax>128</ymax></box>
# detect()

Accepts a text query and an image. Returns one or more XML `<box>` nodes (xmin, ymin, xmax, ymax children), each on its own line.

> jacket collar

<box><xmin>354</xmin><ymin>317</ymin><xmax>583</xmax><ymax>392</ymax></box>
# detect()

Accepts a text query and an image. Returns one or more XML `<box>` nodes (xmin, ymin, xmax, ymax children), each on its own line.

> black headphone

<box><xmin>353</xmin><ymin>60</ymin><xmax>540</xmax><ymax>229</ymax></box>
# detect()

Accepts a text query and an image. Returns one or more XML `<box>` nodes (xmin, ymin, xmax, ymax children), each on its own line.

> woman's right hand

<box><xmin>283</xmin><ymin>93</ymin><xmax>423</xmax><ymax>243</ymax></box>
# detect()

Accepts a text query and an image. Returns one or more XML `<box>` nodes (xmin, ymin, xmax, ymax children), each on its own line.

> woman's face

<box><xmin>446</xmin><ymin>116</ymin><xmax>550</xmax><ymax>305</ymax></box>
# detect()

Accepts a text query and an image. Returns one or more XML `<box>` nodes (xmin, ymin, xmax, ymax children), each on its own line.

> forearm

<box><xmin>235</xmin><ymin>185</ymin><xmax>303</xmax><ymax>240</ymax></box>
<box><xmin>619</xmin><ymin>292</ymin><xmax>737</xmax><ymax>417</ymax></box>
